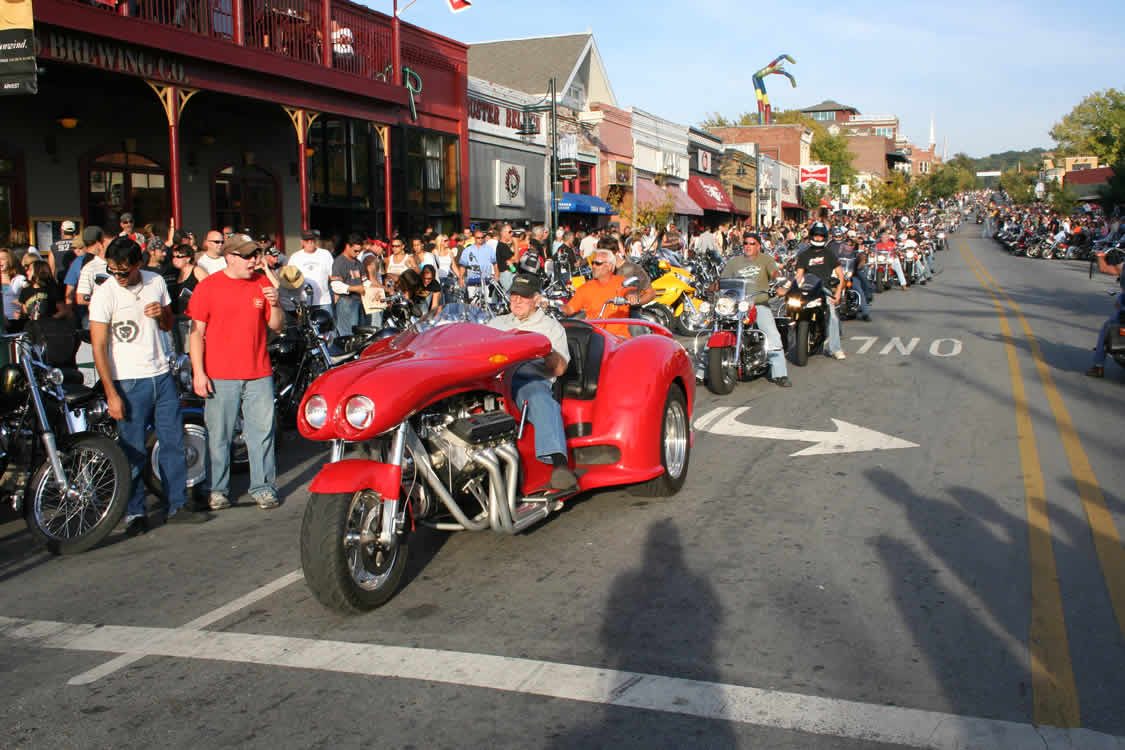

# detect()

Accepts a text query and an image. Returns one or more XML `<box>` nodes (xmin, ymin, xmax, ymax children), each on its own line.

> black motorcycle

<box><xmin>273</xmin><ymin>287</ymin><xmax>340</xmax><ymax>426</ymax></box>
<box><xmin>786</xmin><ymin>274</ymin><xmax>830</xmax><ymax>367</ymax></box>
<box><xmin>0</xmin><ymin>332</ymin><xmax>130</xmax><ymax>554</ymax></box>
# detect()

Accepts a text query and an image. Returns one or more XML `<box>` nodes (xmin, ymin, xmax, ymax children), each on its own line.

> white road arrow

<box><xmin>693</xmin><ymin>406</ymin><xmax>919</xmax><ymax>457</ymax></box>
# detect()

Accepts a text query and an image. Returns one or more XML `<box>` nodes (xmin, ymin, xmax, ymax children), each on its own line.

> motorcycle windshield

<box><xmin>406</xmin><ymin>303</ymin><xmax>493</xmax><ymax>335</ymax></box>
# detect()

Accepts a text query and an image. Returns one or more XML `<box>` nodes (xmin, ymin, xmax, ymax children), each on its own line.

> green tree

<box><xmin>699</xmin><ymin>111</ymin><xmax>758</xmax><ymax>129</ymax></box>
<box><xmin>810</xmin><ymin>132</ymin><xmax>857</xmax><ymax>191</ymax></box>
<box><xmin>800</xmin><ymin>183</ymin><xmax>828</xmax><ymax>211</ymax></box>
<box><xmin>1045</xmin><ymin>182</ymin><xmax>1079</xmax><ymax>215</ymax></box>
<box><xmin>868</xmin><ymin>172</ymin><xmax>911</xmax><ymax>213</ymax></box>
<box><xmin>1049</xmin><ymin>89</ymin><xmax>1125</xmax><ymax>166</ymax></box>
<box><xmin>999</xmin><ymin>168</ymin><xmax>1037</xmax><ymax>204</ymax></box>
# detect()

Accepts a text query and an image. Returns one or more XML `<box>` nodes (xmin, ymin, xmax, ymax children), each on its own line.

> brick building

<box><xmin>706</xmin><ymin>125</ymin><xmax>812</xmax><ymax>168</ymax></box>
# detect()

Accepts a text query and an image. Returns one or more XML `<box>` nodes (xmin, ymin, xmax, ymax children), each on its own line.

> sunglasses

<box><xmin>743</xmin><ymin>241</ymin><xmax>759</xmax><ymax>246</ymax></box>
<box><xmin>107</xmin><ymin>267</ymin><xmax>134</xmax><ymax>278</ymax></box>
<box><xmin>231</xmin><ymin>249</ymin><xmax>262</xmax><ymax>260</ymax></box>
<box><xmin>172</xmin><ymin>253</ymin><xmax>192</xmax><ymax>259</ymax></box>
<box><xmin>590</xmin><ymin>260</ymin><xmax>607</xmax><ymax>266</ymax></box>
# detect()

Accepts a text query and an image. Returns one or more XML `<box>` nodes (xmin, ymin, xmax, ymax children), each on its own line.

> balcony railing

<box><xmin>64</xmin><ymin>0</ymin><xmax>401</xmax><ymax>78</ymax></box>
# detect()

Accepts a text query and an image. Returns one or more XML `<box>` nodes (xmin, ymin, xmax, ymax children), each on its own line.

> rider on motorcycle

<box><xmin>905</xmin><ymin>224</ymin><xmax>934</xmax><ymax>282</ymax></box>
<box><xmin>721</xmin><ymin>232</ymin><xmax>791</xmax><ymax>387</ymax></box>
<box><xmin>795</xmin><ymin>222</ymin><xmax>847</xmax><ymax>360</ymax></box>
<box><xmin>1086</xmin><ymin>249</ymin><xmax>1124</xmax><ymax>378</ymax></box>
<box><xmin>486</xmin><ymin>273</ymin><xmax>578</xmax><ymax>490</ymax></box>
<box><xmin>875</xmin><ymin>231</ymin><xmax>909</xmax><ymax>290</ymax></box>
<box><xmin>834</xmin><ymin>232</ymin><xmax>871</xmax><ymax>321</ymax></box>
<box><xmin>561</xmin><ymin>248</ymin><xmax>635</xmax><ymax>337</ymax></box>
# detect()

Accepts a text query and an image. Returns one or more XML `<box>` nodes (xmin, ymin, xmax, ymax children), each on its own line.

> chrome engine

<box><xmin>406</xmin><ymin>395</ymin><xmax>553</xmax><ymax>534</ymax></box>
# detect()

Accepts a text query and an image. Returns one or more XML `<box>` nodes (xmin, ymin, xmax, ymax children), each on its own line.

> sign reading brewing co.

<box><xmin>36</xmin><ymin>28</ymin><xmax>190</xmax><ymax>84</ymax></box>
<box><xmin>1</xmin><ymin>0</ymin><xmax>37</xmax><ymax>95</ymax></box>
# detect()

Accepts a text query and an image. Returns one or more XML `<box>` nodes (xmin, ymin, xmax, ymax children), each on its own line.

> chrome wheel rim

<box><xmin>152</xmin><ymin>423</ymin><xmax>209</xmax><ymax>488</ymax></box>
<box><xmin>663</xmin><ymin>399</ymin><xmax>688</xmax><ymax>480</ymax></box>
<box><xmin>32</xmin><ymin>446</ymin><xmax>119</xmax><ymax>541</ymax></box>
<box><xmin>343</xmin><ymin>494</ymin><xmax>397</xmax><ymax>591</ymax></box>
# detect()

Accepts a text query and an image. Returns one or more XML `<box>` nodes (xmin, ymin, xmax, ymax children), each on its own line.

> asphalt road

<box><xmin>3</xmin><ymin>227</ymin><xmax>1125</xmax><ymax>749</ymax></box>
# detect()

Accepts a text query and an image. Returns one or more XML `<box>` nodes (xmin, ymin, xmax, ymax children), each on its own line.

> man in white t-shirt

<box><xmin>90</xmin><ymin>237</ymin><xmax>206</xmax><ymax>535</ymax></box>
<box><xmin>579</xmin><ymin>228</ymin><xmax>600</xmax><ymax>260</ymax></box>
<box><xmin>196</xmin><ymin>229</ymin><xmax>228</xmax><ymax>275</ymax></box>
<box><xmin>290</xmin><ymin>229</ymin><xmax>335</xmax><ymax>316</ymax></box>
<box><xmin>75</xmin><ymin>231</ymin><xmax>110</xmax><ymax>310</ymax></box>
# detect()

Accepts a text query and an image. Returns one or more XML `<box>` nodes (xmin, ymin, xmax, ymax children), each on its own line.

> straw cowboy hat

<box><xmin>278</xmin><ymin>265</ymin><xmax>305</xmax><ymax>290</ymax></box>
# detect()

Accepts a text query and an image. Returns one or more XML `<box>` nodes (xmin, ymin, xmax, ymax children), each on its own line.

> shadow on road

<box><xmin>864</xmin><ymin>467</ymin><xmax>1125</xmax><ymax>735</ymax></box>
<box><xmin>546</xmin><ymin>519</ymin><xmax>737</xmax><ymax>749</ymax></box>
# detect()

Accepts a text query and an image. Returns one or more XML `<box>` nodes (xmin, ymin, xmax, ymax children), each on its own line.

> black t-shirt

<box><xmin>495</xmin><ymin>242</ymin><xmax>515</xmax><ymax>271</ymax></box>
<box><xmin>796</xmin><ymin>246</ymin><xmax>840</xmax><ymax>285</ymax></box>
<box><xmin>19</xmin><ymin>281</ymin><xmax>64</xmax><ymax>320</ymax></box>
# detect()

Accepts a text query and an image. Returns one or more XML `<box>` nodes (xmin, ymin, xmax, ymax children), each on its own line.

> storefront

<box><xmin>466</xmin><ymin>78</ymin><xmax>547</xmax><ymax>226</ymax></box>
<box><xmin>687</xmin><ymin>128</ymin><xmax>732</xmax><ymax>229</ymax></box>
<box><xmin>779</xmin><ymin>162</ymin><xmax>804</xmax><ymax>221</ymax></box>
<box><xmin>630</xmin><ymin>107</ymin><xmax>697</xmax><ymax>234</ymax></box>
<box><xmin>585</xmin><ymin>103</ymin><xmax>633</xmax><ymax>220</ymax></box>
<box><xmin>758</xmin><ymin>155</ymin><xmax>781</xmax><ymax>228</ymax></box>
<box><xmin>8</xmin><ymin>0</ymin><xmax>469</xmax><ymax>250</ymax></box>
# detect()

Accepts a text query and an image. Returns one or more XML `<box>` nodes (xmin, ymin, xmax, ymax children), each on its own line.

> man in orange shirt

<box><xmin>562</xmin><ymin>248</ymin><xmax>635</xmax><ymax>337</ymax></box>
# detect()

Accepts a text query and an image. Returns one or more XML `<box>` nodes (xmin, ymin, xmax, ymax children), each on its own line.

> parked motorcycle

<box><xmin>0</xmin><ymin>332</ymin><xmax>130</xmax><ymax>554</ymax></box>
<box><xmin>273</xmin><ymin>286</ymin><xmax>342</xmax><ymax>426</ymax></box>
<box><xmin>296</xmin><ymin>303</ymin><xmax>695</xmax><ymax>612</ymax></box>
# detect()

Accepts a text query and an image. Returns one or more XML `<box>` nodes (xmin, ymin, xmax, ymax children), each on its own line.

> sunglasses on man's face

<box><xmin>173</xmin><ymin>253</ymin><xmax>192</xmax><ymax>259</ymax></box>
<box><xmin>107</xmin><ymin>267</ymin><xmax>135</xmax><ymax>278</ymax></box>
<box><xmin>590</xmin><ymin>260</ymin><xmax>607</xmax><ymax>266</ymax></box>
<box><xmin>231</xmin><ymin>249</ymin><xmax>262</xmax><ymax>260</ymax></box>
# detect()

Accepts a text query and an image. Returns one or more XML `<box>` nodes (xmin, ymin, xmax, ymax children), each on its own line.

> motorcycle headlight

<box><xmin>737</xmin><ymin>301</ymin><xmax>751</xmax><ymax>313</ymax></box>
<box><xmin>698</xmin><ymin>302</ymin><xmax>711</xmax><ymax>315</ymax></box>
<box><xmin>787</xmin><ymin>296</ymin><xmax>802</xmax><ymax>308</ymax></box>
<box><xmin>44</xmin><ymin>367</ymin><xmax>65</xmax><ymax>387</ymax></box>
<box><xmin>805</xmin><ymin>298</ymin><xmax>822</xmax><ymax>309</ymax></box>
<box><xmin>344</xmin><ymin>396</ymin><xmax>375</xmax><ymax>430</ymax></box>
<box><xmin>304</xmin><ymin>394</ymin><xmax>329</xmax><ymax>429</ymax></box>
<box><xmin>715</xmin><ymin>297</ymin><xmax>736</xmax><ymax>316</ymax></box>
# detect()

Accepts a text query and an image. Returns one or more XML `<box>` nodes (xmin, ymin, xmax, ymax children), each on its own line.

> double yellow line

<box><xmin>958</xmin><ymin>239</ymin><xmax>1125</xmax><ymax>728</ymax></box>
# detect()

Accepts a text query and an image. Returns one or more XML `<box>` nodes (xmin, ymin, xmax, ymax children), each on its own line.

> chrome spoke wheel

<box><xmin>33</xmin><ymin>446</ymin><xmax>119</xmax><ymax>542</ymax></box>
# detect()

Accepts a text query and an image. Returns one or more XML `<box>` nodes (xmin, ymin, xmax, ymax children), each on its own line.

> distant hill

<box><xmin>969</xmin><ymin>148</ymin><xmax>1049</xmax><ymax>173</ymax></box>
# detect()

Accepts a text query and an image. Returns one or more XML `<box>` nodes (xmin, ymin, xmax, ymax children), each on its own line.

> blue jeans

<box><xmin>1093</xmin><ymin>295</ymin><xmax>1123</xmax><ymax>366</ymax></box>
<box><xmin>511</xmin><ymin>372</ymin><xmax>566</xmax><ymax>462</ymax></box>
<box><xmin>890</xmin><ymin>257</ymin><xmax>908</xmax><ymax>287</ymax></box>
<box><xmin>826</xmin><ymin>297</ymin><xmax>842</xmax><ymax>355</ymax></box>
<box><xmin>853</xmin><ymin>272</ymin><xmax>873</xmax><ymax>315</ymax></box>
<box><xmin>205</xmin><ymin>376</ymin><xmax>276</xmax><ymax>497</ymax></box>
<box><xmin>115</xmin><ymin>372</ymin><xmax>186</xmax><ymax>520</ymax></box>
<box><xmin>754</xmin><ymin>304</ymin><xmax>787</xmax><ymax>379</ymax></box>
<box><xmin>335</xmin><ymin>295</ymin><xmax>362</xmax><ymax>338</ymax></box>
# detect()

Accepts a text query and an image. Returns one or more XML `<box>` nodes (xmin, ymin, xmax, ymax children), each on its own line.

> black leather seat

<box><xmin>557</xmin><ymin>320</ymin><xmax>604</xmax><ymax>400</ymax></box>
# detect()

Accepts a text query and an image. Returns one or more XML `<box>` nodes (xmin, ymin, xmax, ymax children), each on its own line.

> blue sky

<box><xmin>365</xmin><ymin>0</ymin><xmax>1123</xmax><ymax>158</ymax></box>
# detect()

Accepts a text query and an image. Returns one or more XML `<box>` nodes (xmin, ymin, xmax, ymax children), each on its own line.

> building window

<box><xmin>563</xmin><ymin>163</ymin><xmax>596</xmax><ymax>196</ymax></box>
<box><xmin>399</xmin><ymin>128</ymin><xmax>460</xmax><ymax>236</ymax></box>
<box><xmin>309</xmin><ymin>118</ymin><xmax>373</xmax><ymax>207</ymax></box>
<box><xmin>0</xmin><ymin>154</ymin><xmax>25</xmax><ymax>245</ymax></box>
<box><xmin>86</xmin><ymin>152</ymin><xmax>168</xmax><ymax>231</ymax></box>
<box><xmin>874</xmin><ymin>127</ymin><xmax>896</xmax><ymax>138</ymax></box>
<box><xmin>809</xmin><ymin>111</ymin><xmax>835</xmax><ymax>121</ymax></box>
<box><xmin>213</xmin><ymin>165</ymin><xmax>280</xmax><ymax>240</ymax></box>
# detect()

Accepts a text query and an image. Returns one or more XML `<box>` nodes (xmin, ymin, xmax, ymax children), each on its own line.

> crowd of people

<box><xmin>0</xmin><ymin>200</ymin><xmax>959</xmax><ymax>535</ymax></box>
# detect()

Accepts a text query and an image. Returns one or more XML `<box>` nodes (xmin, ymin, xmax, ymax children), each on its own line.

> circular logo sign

<box><xmin>504</xmin><ymin>166</ymin><xmax>521</xmax><ymax>201</ymax></box>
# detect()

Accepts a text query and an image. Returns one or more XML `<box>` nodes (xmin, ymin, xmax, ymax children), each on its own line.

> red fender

<box><xmin>707</xmin><ymin>331</ymin><xmax>737</xmax><ymax>349</ymax></box>
<box><xmin>308</xmin><ymin>459</ymin><xmax>402</xmax><ymax>500</ymax></box>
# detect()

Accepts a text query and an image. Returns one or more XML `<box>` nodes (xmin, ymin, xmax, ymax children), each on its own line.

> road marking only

<box><xmin>695</xmin><ymin>406</ymin><xmax>918</xmax><ymax>456</ymax></box>
<box><xmin>2</xmin><ymin>615</ymin><xmax>1122</xmax><ymax>749</ymax></box>
<box><xmin>958</xmin><ymin>240</ymin><xmax>1079</xmax><ymax>727</ymax></box>
<box><xmin>849</xmin><ymin>337</ymin><xmax>963</xmax><ymax>356</ymax></box>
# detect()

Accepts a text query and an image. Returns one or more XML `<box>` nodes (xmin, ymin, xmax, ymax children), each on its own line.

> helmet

<box><xmin>809</xmin><ymin>222</ymin><xmax>829</xmax><ymax>247</ymax></box>
<box><xmin>897</xmin><ymin>232</ymin><xmax>908</xmax><ymax>242</ymax></box>
<box><xmin>831</xmin><ymin>226</ymin><xmax>846</xmax><ymax>239</ymax></box>
<box><xmin>309</xmin><ymin>308</ymin><xmax>335</xmax><ymax>337</ymax></box>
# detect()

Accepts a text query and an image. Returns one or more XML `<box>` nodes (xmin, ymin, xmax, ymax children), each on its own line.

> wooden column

<box><xmin>283</xmin><ymin>107</ymin><xmax>320</xmax><ymax>232</ymax></box>
<box><xmin>146</xmin><ymin>82</ymin><xmax>199</xmax><ymax>230</ymax></box>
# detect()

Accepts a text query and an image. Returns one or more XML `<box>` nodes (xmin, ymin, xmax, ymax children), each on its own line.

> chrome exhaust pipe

<box><xmin>406</xmin><ymin>428</ymin><xmax>490</xmax><ymax>532</ymax></box>
<box><xmin>494</xmin><ymin>443</ymin><xmax>549</xmax><ymax>534</ymax></box>
<box><xmin>475</xmin><ymin>448</ymin><xmax>511</xmax><ymax>533</ymax></box>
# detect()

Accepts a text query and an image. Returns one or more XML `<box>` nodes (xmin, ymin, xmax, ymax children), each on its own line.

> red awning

<box><xmin>636</xmin><ymin>178</ymin><xmax>665</xmax><ymax>207</ymax></box>
<box><xmin>686</xmin><ymin>175</ymin><xmax>734</xmax><ymax>213</ymax></box>
<box><xmin>664</xmin><ymin>184</ymin><xmax>704</xmax><ymax>216</ymax></box>
<box><xmin>782</xmin><ymin>201</ymin><xmax>803</xmax><ymax>210</ymax></box>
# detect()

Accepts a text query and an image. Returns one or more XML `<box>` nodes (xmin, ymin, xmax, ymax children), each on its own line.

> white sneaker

<box><xmin>209</xmin><ymin>492</ymin><xmax>231</xmax><ymax>510</ymax></box>
<box><xmin>833</xmin><ymin>351</ymin><xmax>847</xmax><ymax>360</ymax></box>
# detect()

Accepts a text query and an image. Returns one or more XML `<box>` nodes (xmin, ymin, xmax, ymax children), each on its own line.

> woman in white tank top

<box><xmin>385</xmin><ymin>239</ymin><xmax>409</xmax><ymax>276</ymax></box>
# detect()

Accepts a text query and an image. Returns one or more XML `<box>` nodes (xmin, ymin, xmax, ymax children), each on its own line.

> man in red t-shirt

<box><xmin>187</xmin><ymin>233</ymin><xmax>284</xmax><ymax>511</ymax></box>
